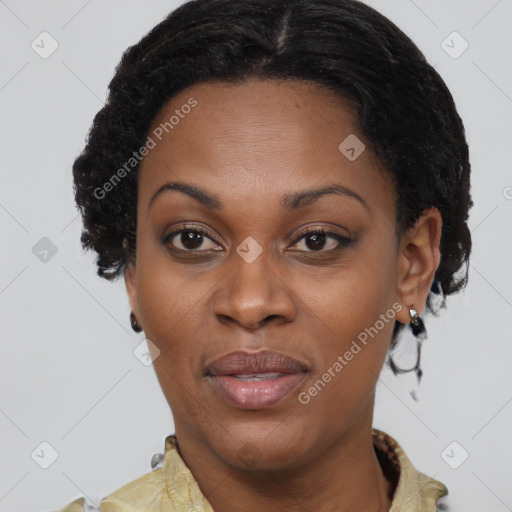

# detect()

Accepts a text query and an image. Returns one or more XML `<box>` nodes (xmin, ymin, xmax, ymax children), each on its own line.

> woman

<box><xmin>56</xmin><ymin>0</ymin><xmax>472</xmax><ymax>510</ymax></box>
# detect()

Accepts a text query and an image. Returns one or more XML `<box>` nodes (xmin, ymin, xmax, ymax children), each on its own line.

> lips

<box><xmin>205</xmin><ymin>350</ymin><xmax>307</xmax><ymax>409</ymax></box>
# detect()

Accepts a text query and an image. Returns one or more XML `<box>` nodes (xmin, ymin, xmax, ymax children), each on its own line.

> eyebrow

<box><xmin>148</xmin><ymin>181</ymin><xmax>369</xmax><ymax>213</ymax></box>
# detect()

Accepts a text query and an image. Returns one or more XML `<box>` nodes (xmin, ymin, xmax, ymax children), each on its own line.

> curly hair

<box><xmin>72</xmin><ymin>0</ymin><xmax>472</xmax><ymax>370</ymax></box>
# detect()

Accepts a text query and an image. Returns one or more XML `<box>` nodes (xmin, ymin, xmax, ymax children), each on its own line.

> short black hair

<box><xmin>72</xmin><ymin>0</ymin><xmax>472</xmax><ymax>370</ymax></box>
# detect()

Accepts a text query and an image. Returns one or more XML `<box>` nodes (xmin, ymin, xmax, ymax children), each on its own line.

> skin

<box><xmin>124</xmin><ymin>78</ymin><xmax>442</xmax><ymax>512</ymax></box>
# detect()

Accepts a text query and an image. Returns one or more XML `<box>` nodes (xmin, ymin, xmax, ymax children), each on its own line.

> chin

<box><xmin>207</xmin><ymin>419</ymin><xmax>313</xmax><ymax>472</ymax></box>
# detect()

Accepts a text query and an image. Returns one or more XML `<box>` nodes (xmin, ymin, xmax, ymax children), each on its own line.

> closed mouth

<box><xmin>205</xmin><ymin>349</ymin><xmax>308</xmax><ymax>409</ymax></box>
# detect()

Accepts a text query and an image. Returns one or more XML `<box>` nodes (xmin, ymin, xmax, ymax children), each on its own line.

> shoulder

<box><xmin>372</xmin><ymin>428</ymin><xmax>449</xmax><ymax>512</ymax></box>
<box><xmin>51</xmin><ymin>448</ymin><xmax>167</xmax><ymax>512</ymax></box>
<box><xmin>52</xmin><ymin>434</ymin><xmax>213</xmax><ymax>511</ymax></box>
<box><xmin>52</xmin><ymin>496</ymin><xmax>104</xmax><ymax>512</ymax></box>
<box><xmin>52</xmin><ymin>497</ymin><xmax>89</xmax><ymax>512</ymax></box>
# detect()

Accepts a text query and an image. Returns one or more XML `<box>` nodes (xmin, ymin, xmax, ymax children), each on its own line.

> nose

<box><xmin>213</xmin><ymin>248</ymin><xmax>296</xmax><ymax>331</ymax></box>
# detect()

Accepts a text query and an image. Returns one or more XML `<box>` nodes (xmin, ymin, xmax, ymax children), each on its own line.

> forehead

<box><xmin>137</xmin><ymin>78</ymin><xmax>393</xmax><ymax>213</ymax></box>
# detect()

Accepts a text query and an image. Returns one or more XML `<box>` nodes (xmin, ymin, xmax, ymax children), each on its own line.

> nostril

<box><xmin>216</xmin><ymin>313</ymin><xmax>236</xmax><ymax>326</ymax></box>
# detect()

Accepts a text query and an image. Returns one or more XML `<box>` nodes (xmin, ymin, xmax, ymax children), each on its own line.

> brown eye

<box><xmin>163</xmin><ymin>227</ymin><xmax>222</xmax><ymax>252</ymax></box>
<box><xmin>291</xmin><ymin>228</ymin><xmax>353</xmax><ymax>252</ymax></box>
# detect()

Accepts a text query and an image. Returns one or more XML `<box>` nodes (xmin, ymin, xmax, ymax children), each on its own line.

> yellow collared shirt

<box><xmin>53</xmin><ymin>428</ymin><xmax>448</xmax><ymax>512</ymax></box>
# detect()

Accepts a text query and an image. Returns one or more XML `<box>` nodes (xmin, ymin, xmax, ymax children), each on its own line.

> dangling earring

<box><xmin>130</xmin><ymin>311</ymin><xmax>142</xmax><ymax>333</ymax></box>
<box><xmin>388</xmin><ymin>305</ymin><xmax>428</xmax><ymax>402</ymax></box>
<box><xmin>409</xmin><ymin>307</ymin><xmax>426</xmax><ymax>337</ymax></box>
<box><xmin>408</xmin><ymin>305</ymin><xmax>426</xmax><ymax>386</ymax></box>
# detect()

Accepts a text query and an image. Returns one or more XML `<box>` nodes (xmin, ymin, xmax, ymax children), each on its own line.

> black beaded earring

<box><xmin>409</xmin><ymin>307</ymin><xmax>426</xmax><ymax>337</ymax></box>
<box><xmin>408</xmin><ymin>306</ymin><xmax>426</xmax><ymax>385</ymax></box>
<box><xmin>130</xmin><ymin>311</ymin><xmax>142</xmax><ymax>333</ymax></box>
<box><xmin>388</xmin><ymin>305</ymin><xmax>428</xmax><ymax>401</ymax></box>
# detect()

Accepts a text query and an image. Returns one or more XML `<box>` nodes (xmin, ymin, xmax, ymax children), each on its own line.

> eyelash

<box><xmin>162</xmin><ymin>224</ymin><xmax>353</xmax><ymax>255</ymax></box>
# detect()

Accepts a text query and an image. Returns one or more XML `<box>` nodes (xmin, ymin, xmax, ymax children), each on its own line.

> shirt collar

<box><xmin>371</xmin><ymin>428</ymin><xmax>448</xmax><ymax>511</ymax></box>
<box><xmin>100</xmin><ymin>428</ymin><xmax>448</xmax><ymax>511</ymax></box>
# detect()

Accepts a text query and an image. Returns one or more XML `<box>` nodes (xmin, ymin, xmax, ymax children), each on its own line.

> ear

<box><xmin>124</xmin><ymin>261</ymin><xmax>140</xmax><ymax>319</ymax></box>
<box><xmin>395</xmin><ymin>207</ymin><xmax>442</xmax><ymax>324</ymax></box>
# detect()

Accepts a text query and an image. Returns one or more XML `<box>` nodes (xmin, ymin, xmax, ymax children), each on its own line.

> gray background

<box><xmin>0</xmin><ymin>1</ymin><xmax>511</xmax><ymax>510</ymax></box>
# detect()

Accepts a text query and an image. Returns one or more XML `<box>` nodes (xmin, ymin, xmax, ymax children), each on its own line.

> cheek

<box><xmin>135</xmin><ymin>263</ymin><xmax>209</xmax><ymax>417</ymax></box>
<box><xmin>294</xmin><ymin>242</ymin><xmax>397</xmax><ymax>340</ymax></box>
<box><xmin>134</xmin><ymin>243</ymin><xmax>213</xmax><ymax>360</ymax></box>
<box><xmin>293</xmin><ymin>239</ymin><xmax>398</xmax><ymax>402</ymax></box>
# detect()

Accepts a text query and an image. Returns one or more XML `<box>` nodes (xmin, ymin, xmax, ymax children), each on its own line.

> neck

<box><xmin>174</xmin><ymin>407</ymin><xmax>394</xmax><ymax>512</ymax></box>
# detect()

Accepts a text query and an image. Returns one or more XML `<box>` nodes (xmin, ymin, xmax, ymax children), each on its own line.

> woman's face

<box><xmin>125</xmin><ymin>78</ymin><xmax>426</xmax><ymax>470</ymax></box>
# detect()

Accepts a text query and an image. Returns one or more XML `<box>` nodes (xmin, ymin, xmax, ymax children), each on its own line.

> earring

<box><xmin>130</xmin><ymin>311</ymin><xmax>142</xmax><ymax>333</ymax></box>
<box><xmin>408</xmin><ymin>305</ymin><xmax>426</xmax><ymax>386</ymax></box>
<box><xmin>409</xmin><ymin>307</ymin><xmax>426</xmax><ymax>337</ymax></box>
<box><xmin>388</xmin><ymin>305</ymin><xmax>427</xmax><ymax>401</ymax></box>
